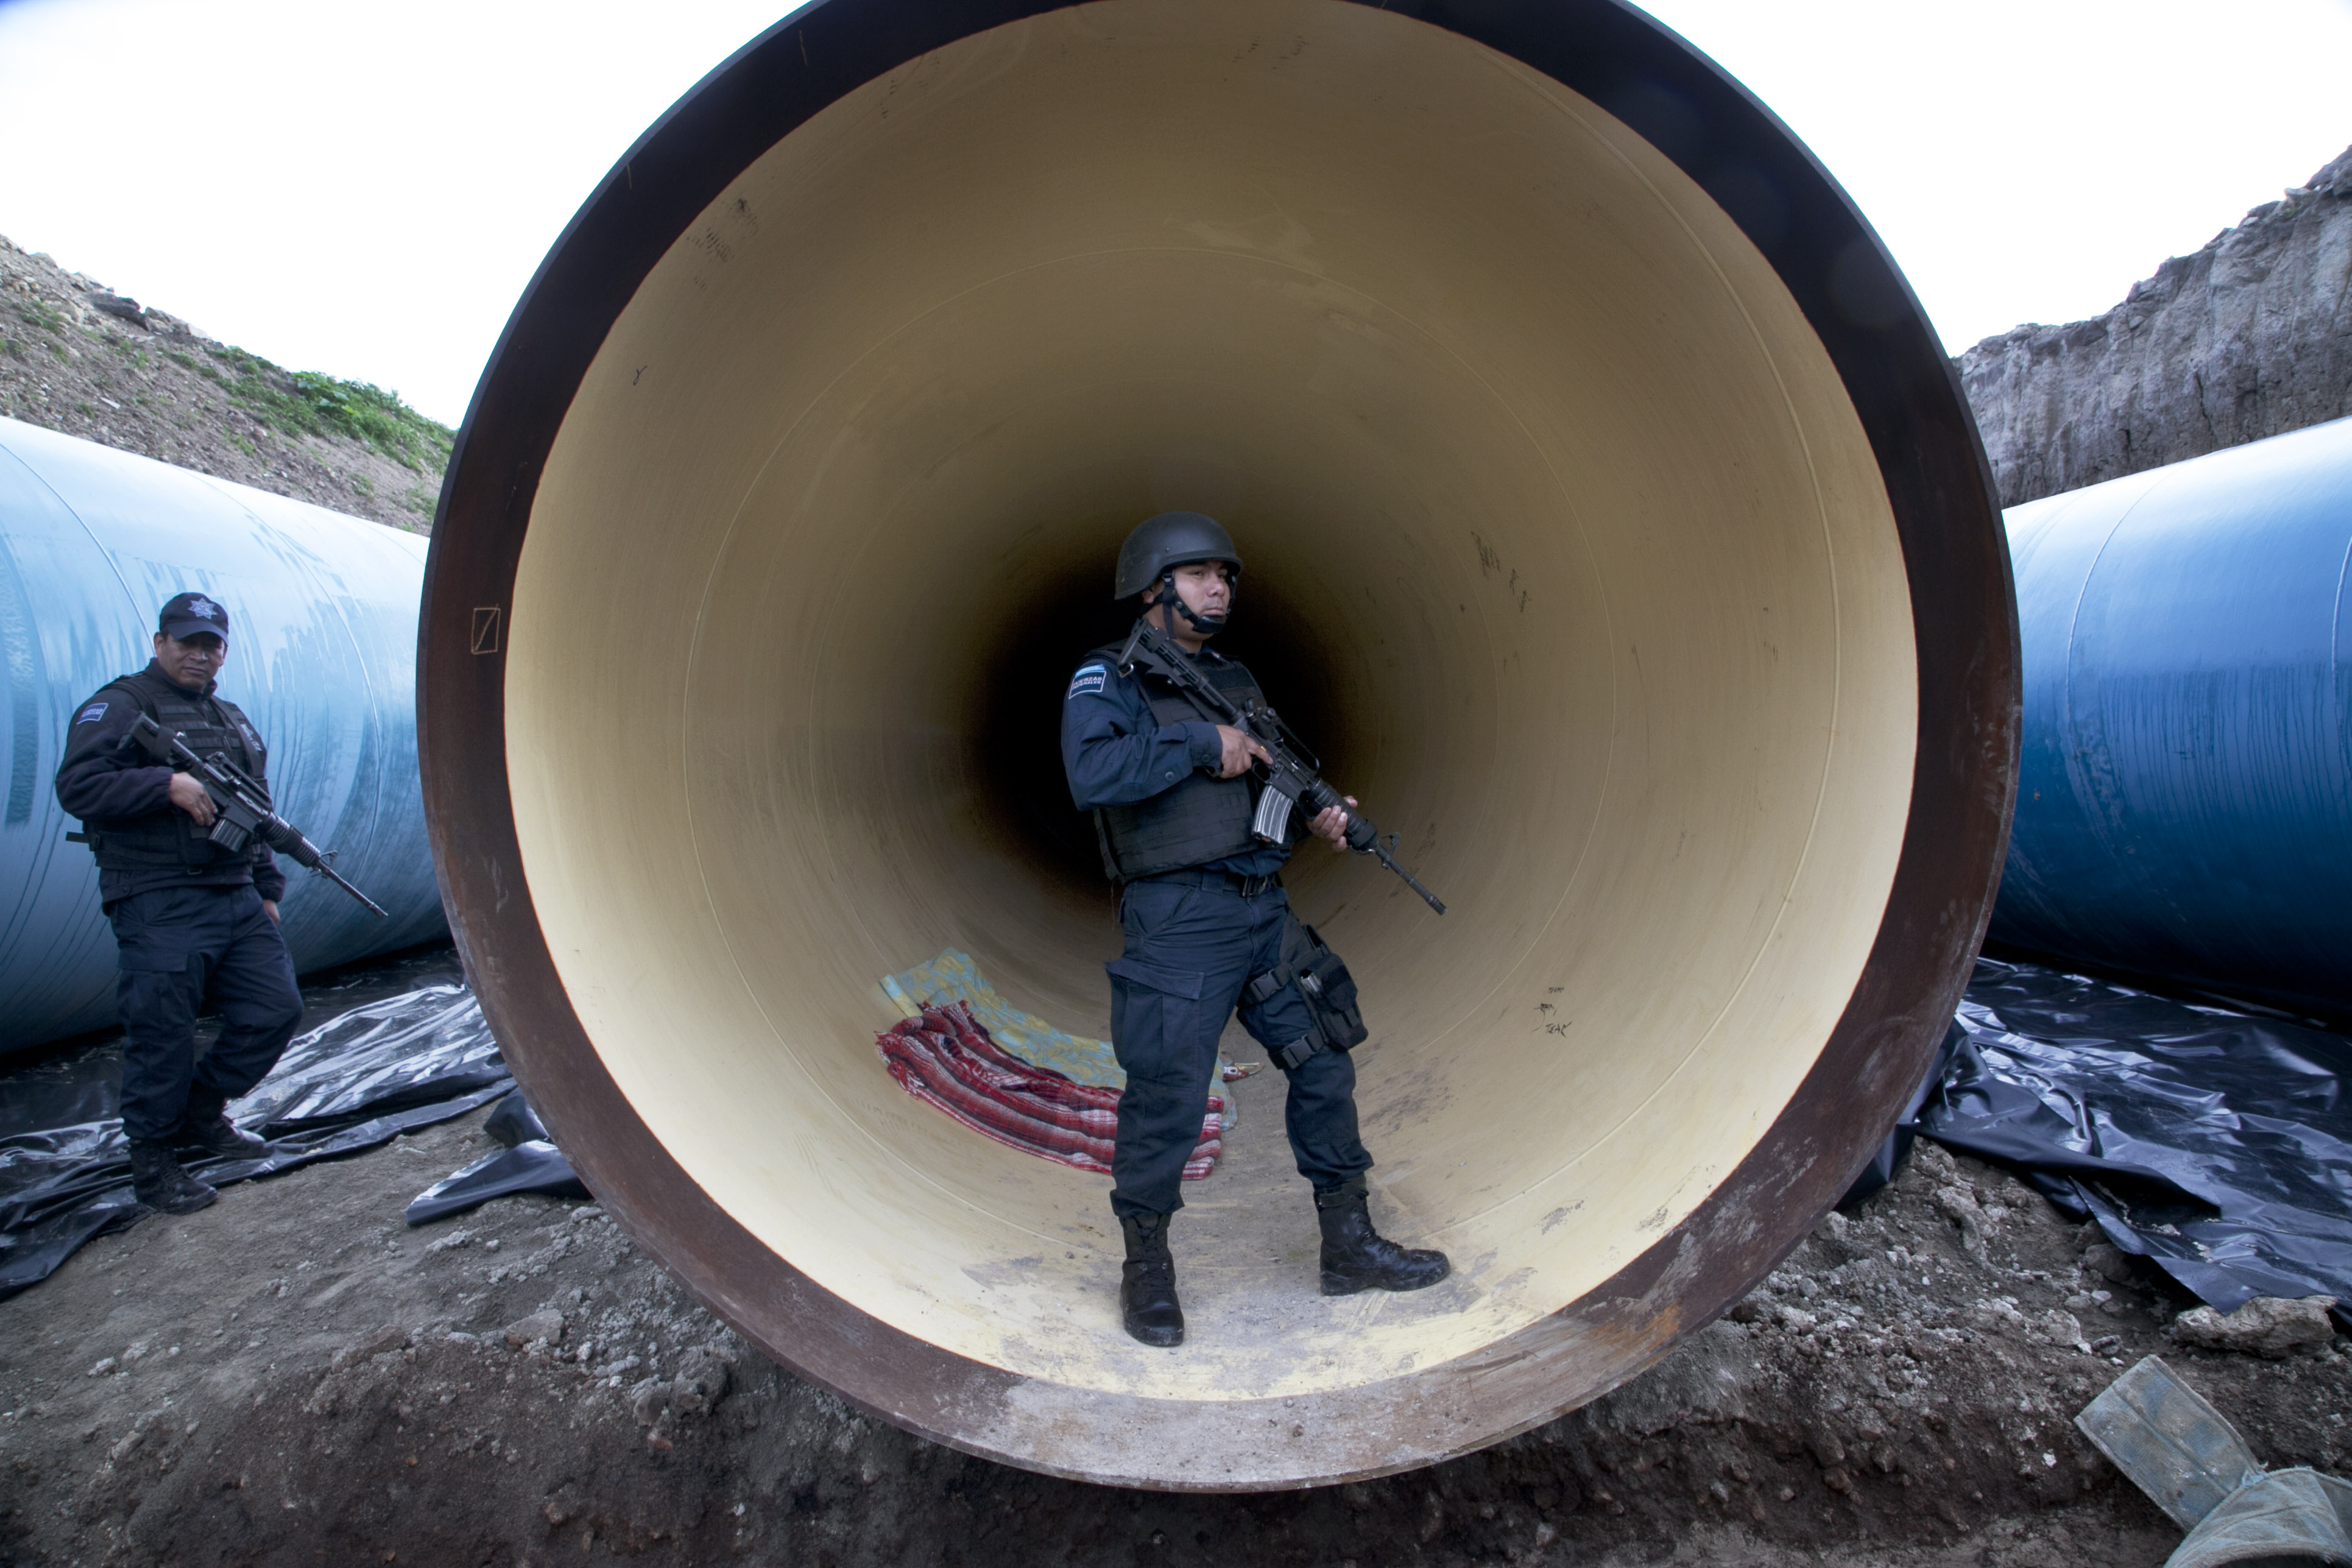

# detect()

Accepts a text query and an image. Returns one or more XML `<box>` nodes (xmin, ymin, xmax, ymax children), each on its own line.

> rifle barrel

<box><xmin>1371</xmin><ymin>843</ymin><xmax>1447</xmax><ymax>914</ymax></box>
<box><xmin>1398</xmin><ymin>869</ymin><xmax>1447</xmax><ymax>915</ymax></box>
<box><xmin>320</xmin><ymin>864</ymin><xmax>390</xmax><ymax>919</ymax></box>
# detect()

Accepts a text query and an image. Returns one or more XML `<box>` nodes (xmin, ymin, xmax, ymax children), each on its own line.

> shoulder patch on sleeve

<box><xmin>75</xmin><ymin>702</ymin><xmax>108</xmax><ymax>724</ymax></box>
<box><xmin>1065</xmin><ymin>663</ymin><xmax>1107</xmax><ymax>700</ymax></box>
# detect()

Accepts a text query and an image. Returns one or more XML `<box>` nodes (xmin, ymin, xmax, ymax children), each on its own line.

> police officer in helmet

<box><xmin>54</xmin><ymin>592</ymin><xmax>304</xmax><ymax>1216</ymax></box>
<box><xmin>1062</xmin><ymin>512</ymin><xmax>1449</xmax><ymax>1347</ymax></box>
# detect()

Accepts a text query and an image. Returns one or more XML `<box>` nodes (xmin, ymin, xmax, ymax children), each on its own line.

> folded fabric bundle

<box><xmin>881</xmin><ymin>948</ymin><xmax>1256</xmax><ymax>1128</ymax></box>
<box><xmin>883</xmin><ymin>949</ymin><xmax>1127</xmax><ymax>1088</ymax></box>
<box><xmin>877</xmin><ymin>1001</ymin><xmax>1223</xmax><ymax>1179</ymax></box>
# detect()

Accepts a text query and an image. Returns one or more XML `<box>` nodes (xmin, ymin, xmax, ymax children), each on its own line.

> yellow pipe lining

<box><xmin>503</xmin><ymin>1</ymin><xmax>1916</xmax><ymax>1402</ymax></box>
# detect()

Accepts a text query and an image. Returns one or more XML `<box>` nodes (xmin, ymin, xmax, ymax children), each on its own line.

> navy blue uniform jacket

<box><xmin>1060</xmin><ymin>642</ymin><xmax>1289</xmax><ymax>878</ymax></box>
<box><xmin>54</xmin><ymin>664</ymin><xmax>288</xmax><ymax>905</ymax></box>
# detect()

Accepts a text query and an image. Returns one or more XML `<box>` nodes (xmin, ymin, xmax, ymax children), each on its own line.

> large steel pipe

<box><xmin>1</xmin><ymin>417</ymin><xmax>447</xmax><ymax>1053</ymax></box>
<box><xmin>423</xmin><ymin>0</ymin><xmax>2016</xmax><ymax>1488</ymax></box>
<box><xmin>1995</xmin><ymin>414</ymin><xmax>2352</xmax><ymax>1023</ymax></box>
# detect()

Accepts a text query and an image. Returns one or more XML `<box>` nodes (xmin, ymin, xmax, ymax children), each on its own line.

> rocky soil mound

<box><xmin>1960</xmin><ymin>143</ymin><xmax>2352</xmax><ymax>506</ymax></box>
<box><xmin>4</xmin><ymin>1076</ymin><xmax>2343</xmax><ymax>1567</ymax></box>
<box><xmin>0</xmin><ymin>236</ymin><xmax>450</xmax><ymax>532</ymax></box>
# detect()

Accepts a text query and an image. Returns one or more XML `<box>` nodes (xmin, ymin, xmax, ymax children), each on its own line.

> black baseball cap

<box><xmin>158</xmin><ymin>591</ymin><xmax>230</xmax><ymax>643</ymax></box>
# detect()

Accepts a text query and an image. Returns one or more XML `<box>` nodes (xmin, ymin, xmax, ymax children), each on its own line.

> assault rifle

<box><xmin>1115</xmin><ymin>619</ymin><xmax>1446</xmax><ymax>914</ymax></box>
<box><xmin>127</xmin><ymin>712</ymin><xmax>389</xmax><ymax>918</ymax></box>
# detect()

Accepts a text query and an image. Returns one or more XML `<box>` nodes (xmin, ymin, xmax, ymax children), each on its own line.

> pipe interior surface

<box><xmin>426</xmin><ymin>0</ymin><xmax>2013</xmax><ymax>1487</ymax></box>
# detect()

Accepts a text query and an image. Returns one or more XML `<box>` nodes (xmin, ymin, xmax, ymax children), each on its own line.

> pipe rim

<box><xmin>419</xmin><ymin>0</ymin><xmax>2018</xmax><ymax>1489</ymax></box>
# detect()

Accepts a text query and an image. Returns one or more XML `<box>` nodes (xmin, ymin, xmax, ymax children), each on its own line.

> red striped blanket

<box><xmin>877</xmin><ymin>1001</ymin><xmax>1223</xmax><ymax>1178</ymax></box>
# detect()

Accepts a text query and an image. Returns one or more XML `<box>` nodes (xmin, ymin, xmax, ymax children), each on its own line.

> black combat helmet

<box><xmin>1113</xmin><ymin>512</ymin><xmax>1243</xmax><ymax>601</ymax></box>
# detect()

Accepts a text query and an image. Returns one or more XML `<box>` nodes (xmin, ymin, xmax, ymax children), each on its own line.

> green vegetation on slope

<box><xmin>198</xmin><ymin>345</ymin><xmax>454</xmax><ymax>473</ymax></box>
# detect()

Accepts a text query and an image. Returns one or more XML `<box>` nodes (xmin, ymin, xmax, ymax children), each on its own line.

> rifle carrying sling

<box><xmin>1243</xmin><ymin>917</ymin><xmax>1368</xmax><ymax>1071</ymax></box>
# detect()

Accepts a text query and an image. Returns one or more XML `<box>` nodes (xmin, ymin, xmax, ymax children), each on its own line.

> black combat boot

<box><xmin>178</xmin><ymin>1087</ymin><xmax>266</xmax><ymax>1157</ymax></box>
<box><xmin>1315</xmin><ymin>1176</ymin><xmax>1450</xmax><ymax>1296</ymax></box>
<box><xmin>127</xmin><ymin>1140</ymin><xmax>218</xmax><ymax>1215</ymax></box>
<box><xmin>1118</xmin><ymin>1212</ymin><xmax>1185</xmax><ymax>1347</ymax></box>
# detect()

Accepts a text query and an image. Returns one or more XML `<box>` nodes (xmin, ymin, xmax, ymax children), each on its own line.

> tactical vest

<box><xmin>83</xmin><ymin>667</ymin><xmax>267</xmax><ymax>874</ymax></box>
<box><xmin>1091</xmin><ymin>645</ymin><xmax>1269</xmax><ymax>881</ymax></box>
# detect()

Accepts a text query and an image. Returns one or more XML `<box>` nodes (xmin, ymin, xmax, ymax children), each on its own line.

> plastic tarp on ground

<box><xmin>0</xmin><ymin>962</ymin><xmax>509</xmax><ymax>1298</ymax></box>
<box><xmin>403</xmin><ymin>1089</ymin><xmax>585</xmax><ymax>1226</ymax></box>
<box><xmin>1919</xmin><ymin>957</ymin><xmax>2352</xmax><ymax>1319</ymax></box>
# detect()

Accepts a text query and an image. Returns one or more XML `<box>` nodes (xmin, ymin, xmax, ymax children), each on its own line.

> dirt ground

<box><xmin>7</xmin><ymin>1027</ymin><xmax>2350</xmax><ymax>1568</ymax></box>
<box><xmin>0</xmin><ymin>233</ymin><xmax>445</xmax><ymax>531</ymax></box>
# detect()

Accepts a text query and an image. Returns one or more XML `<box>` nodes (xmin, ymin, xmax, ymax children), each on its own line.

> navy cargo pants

<box><xmin>1106</xmin><ymin>877</ymin><xmax>1372</xmax><ymax>1218</ymax></box>
<box><xmin>109</xmin><ymin>885</ymin><xmax>303</xmax><ymax>1143</ymax></box>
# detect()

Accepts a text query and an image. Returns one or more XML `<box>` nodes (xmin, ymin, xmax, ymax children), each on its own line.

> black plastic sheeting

<box><xmin>403</xmin><ymin>1089</ymin><xmax>585</xmax><ymax>1225</ymax></box>
<box><xmin>1</xmin><ymin>972</ymin><xmax>509</xmax><ymax>1299</ymax></box>
<box><xmin>1915</xmin><ymin>957</ymin><xmax>2352</xmax><ymax>1318</ymax></box>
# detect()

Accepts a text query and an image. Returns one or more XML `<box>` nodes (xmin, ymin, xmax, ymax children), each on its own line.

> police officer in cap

<box><xmin>1062</xmin><ymin>512</ymin><xmax>1449</xmax><ymax>1347</ymax></box>
<box><xmin>55</xmin><ymin>592</ymin><xmax>303</xmax><ymax>1216</ymax></box>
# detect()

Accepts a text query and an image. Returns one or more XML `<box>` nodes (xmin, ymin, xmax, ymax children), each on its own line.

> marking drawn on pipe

<box><xmin>471</xmin><ymin>607</ymin><xmax>502</xmax><ymax>655</ymax></box>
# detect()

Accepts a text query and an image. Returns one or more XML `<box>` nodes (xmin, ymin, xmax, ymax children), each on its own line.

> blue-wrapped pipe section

<box><xmin>1994</xmin><ymin>414</ymin><xmax>2352</xmax><ymax>1021</ymax></box>
<box><xmin>0</xmin><ymin>416</ymin><xmax>447</xmax><ymax>1053</ymax></box>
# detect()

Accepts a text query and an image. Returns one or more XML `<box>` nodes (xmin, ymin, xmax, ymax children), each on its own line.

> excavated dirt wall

<box><xmin>1960</xmin><ymin>144</ymin><xmax>2352</xmax><ymax>505</ymax></box>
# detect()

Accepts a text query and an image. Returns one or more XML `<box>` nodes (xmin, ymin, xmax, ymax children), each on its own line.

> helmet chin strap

<box><xmin>1155</xmin><ymin>574</ymin><xmax>1226</xmax><ymax>636</ymax></box>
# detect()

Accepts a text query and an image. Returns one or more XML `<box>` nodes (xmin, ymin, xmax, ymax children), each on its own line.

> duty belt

<box><xmin>1135</xmin><ymin>867</ymin><xmax>1283</xmax><ymax>898</ymax></box>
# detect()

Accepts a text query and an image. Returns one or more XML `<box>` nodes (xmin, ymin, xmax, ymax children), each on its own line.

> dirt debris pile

<box><xmin>4</xmin><ymin>1075</ymin><xmax>2348</xmax><ymax>1566</ymax></box>
<box><xmin>0</xmin><ymin>233</ymin><xmax>448</xmax><ymax>530</ymax></box>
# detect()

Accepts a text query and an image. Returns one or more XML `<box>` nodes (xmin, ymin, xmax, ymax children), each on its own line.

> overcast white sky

<box><xmin>1</xmin><ymin>0</ymin><xmax>2345</xmax><ymax>427</ymax></box>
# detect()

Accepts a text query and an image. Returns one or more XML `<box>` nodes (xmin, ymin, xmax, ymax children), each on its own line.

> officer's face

<box><xmin>153</xmin><ymin>631</ymin><xmax>227</xmax><ymax>689</ymax></box>
<box><xmin>1150</xmin><ymin>562</ymin><xmax>1235</xmax><ymax>626</ymax></box>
